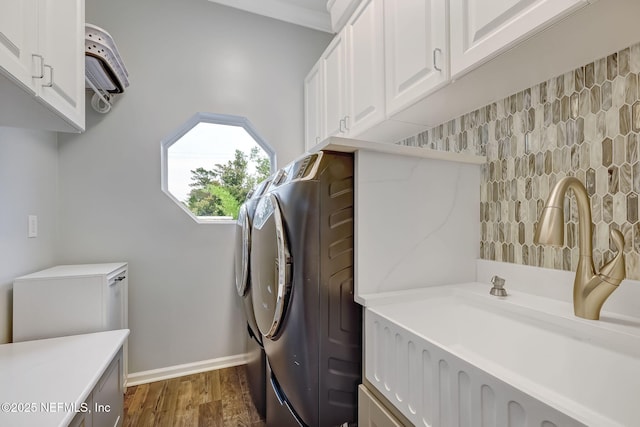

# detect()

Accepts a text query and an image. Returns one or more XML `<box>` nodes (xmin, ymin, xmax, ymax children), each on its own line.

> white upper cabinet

<box><xmin>327</xmin><ymin>0</ymin><xmax>363</xmax><ymax>33</ymax></box>
<box><xmin>450</xmin><ymin>0</ymin><xmax>586</xmax><ymax>79</ymax></box>
<box><xmin>304</xmin><ymin>58</ymin><xmax>323</xmax><ymax>151</ymax></box>
<box><xmin>321</xmin><ymin>30</ymin><xmax>348</xmax><ymax>138</ymax></box>
<box><xmin>345</xmin><ymin>0</ymin><xmax>384</xmax><ymax>137</ymax></box>
<box><xmin>36</xmin><ymin>0</ymin><xmax>85</xmax><ymax>129</ymax></box>
<box><xmin>0</xmin><ymin>0</ymin><xmax>37</xmax><ymax>92</ymax></box>
<box><xmin>0</xmin><ymin>0</ymin><xmax>85</xmax><ymax>132</ymax></box>
<box><xmin>384</xmin><ymin>0</ymin><xmax>448</xmax><ymax>116</ymax></box>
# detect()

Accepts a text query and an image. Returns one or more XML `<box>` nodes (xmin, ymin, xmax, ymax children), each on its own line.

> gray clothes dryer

<box><xmin>250</xmin><ymin>151</ymin><xmax>361</xmax><ymax>427</ymax></box>
<box><xmin>234</xmin><ymin>177</ymin><xmax>272</xmax><ymax>419</ymax></box>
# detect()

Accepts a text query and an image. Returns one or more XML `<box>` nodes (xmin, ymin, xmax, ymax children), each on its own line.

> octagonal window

<box><xmin>161</xmin><ymin>113</ymin><xmax>276</xmax><ymax>223</ymax></box>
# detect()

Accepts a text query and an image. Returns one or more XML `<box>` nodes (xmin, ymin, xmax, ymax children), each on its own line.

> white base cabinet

<box><xmin>359</xmin><ymin>385</ymin><xmax>404</xmax><ymax>427</ymax></box>
<box><xmin>70</xmin><ymin>349</ymin><xmax>124</xmax><ymax>427</ymax></box>
<box><xmin>0</xmin><ymin>330</ymin><xmax>128</xmax><ymax>427</ymax></box>
<box><xmin>13</xmin><ymin>263</ymin><xmax>129</xmax><ymax>386</ymax></box>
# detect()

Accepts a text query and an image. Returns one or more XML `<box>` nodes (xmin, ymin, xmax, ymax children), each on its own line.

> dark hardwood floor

<box><xmin>124</xmin><ymin>365</ymin><xmax>265</xmax><ymax>427</ymax></box>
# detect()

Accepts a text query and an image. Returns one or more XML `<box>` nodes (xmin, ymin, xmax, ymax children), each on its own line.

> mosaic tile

<box><xmin>630</xmin><ymin>44</ymin><xmax>640</xmax><ymax>73</ymax></box>
<box><xmin>628</xmin><ymin>193</ymin><xmax>639</xmax><ymax>223</ymax></box>
<box><xmin>620</xmin><ymin>105</ymin><xmax>631</xmax><ymax>135</ymax></box>
<box><xmin>585</xmin><ymin>63</ymin><xmax>595</xmax><ymax>89</ymax></box>
<box><xmin>398</xmin><ymin>41</ymin><xmax>640</xmax><ymax>280</ymax></box>
<box><xmin>620</xmin><ymin>163</ymin><xmax>632</xmax><ymax>194</ymax></box>
<box><xmin>632</xmin><ymin>101</ymin><xmax>640</xmax><ymax>132</ymax></box>
<box><xmin>619</xmin><ymin>48</ymin><xmax>630</xmax><ymax>76</ymax></box>
<box><xmin>613</xmin><ymin>76</ymin><xmax>626</xmax><ymax>108</ymax></box>
<box><xmin>625</xmin><ymin>74</ymin><xmax>637</xmax><ymax>104</ymax></box>
<box><xmin>614</xmin><ymin>135</ymin><xmax>626</xmax><ymax>164</ymax></box>
<box><xmin>627</xmin><ymin>134</ymin><xmax>638</xmax><ymax>163</ymax></box>
<box><xmin>607</xmin><ymin>53</ymin><xmax>618</xmax><ymax>80</ymax></box>
<box><xmin>602</xmin><ymin>81</ymin><xmax>613</xmax><ymax>111</ymax></box>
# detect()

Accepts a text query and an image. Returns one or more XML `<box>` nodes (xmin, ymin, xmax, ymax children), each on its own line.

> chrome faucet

<box><xmin>534</xmin><ymin>177</ymin><xmax>626</xmax><ymax>320</ymax></box>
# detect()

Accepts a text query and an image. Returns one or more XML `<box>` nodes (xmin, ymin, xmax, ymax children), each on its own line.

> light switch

<box><xmin>28</xmin><ymin>215</ymin><xmax>38</xmax><ymax>238</ymax></box>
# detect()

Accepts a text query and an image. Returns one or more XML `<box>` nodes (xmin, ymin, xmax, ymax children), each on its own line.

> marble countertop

<box><xmin>0</xmin><ymin>329</ymin><xmax>129</xmax><ymax>427</ymax></box>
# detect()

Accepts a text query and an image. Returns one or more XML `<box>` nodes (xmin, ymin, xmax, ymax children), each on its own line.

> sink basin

<box><xmin>365</xmin><ymin>283</ymin><xmax>640</xmax><ymax>426</ymax></box>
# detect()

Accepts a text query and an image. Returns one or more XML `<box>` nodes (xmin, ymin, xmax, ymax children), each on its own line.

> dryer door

<box><xmin>234</xmin><ymin>203</ymin><xmax>251</xmax><ymax>296</ymax></box>
<box><xmin>251</xmin><ymin>194</ymin><xmax>292</xmax><ymax>339</ymax></box>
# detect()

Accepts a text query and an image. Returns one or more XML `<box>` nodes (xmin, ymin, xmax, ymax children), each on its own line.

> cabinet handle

<box><xmin>339</xmin><ymin>118</ymin><xmax>345</xmax><ymax>133</ymax></box>
<box><xmin>344</xmin><ymin>116</ymin><xmax>350</xmax><ymax>131</ymax></box>
<box><xmin>315</xmin><ymin>136</ymin><xmax>320</xmax><ymax>144</ymax></box>
<box><xmin>31</xmin><ymin>54</ymin><xmax>44</xmax><ymax>79</ymax></box>
<box><xmin>433</xmin><ymin>48</ymin><xmax>442</xmax><ymax>72</ymax></box>
<box><xmin>43</xmin><ymin>65</ymin><xmax>54</xmax><ymax>88</ymax></box>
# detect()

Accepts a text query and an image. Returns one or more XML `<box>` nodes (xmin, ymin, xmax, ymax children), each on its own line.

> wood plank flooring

<box><xmin>124</xmin><ymin>365</ymin><xmax>265</xmax><ymax>427</ymax></box>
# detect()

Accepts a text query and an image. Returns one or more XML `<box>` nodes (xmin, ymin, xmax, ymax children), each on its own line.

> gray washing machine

<box><xmin>250</xmin><ymin>151</ymin><xmax>361</xmax><ymax>427</ymax></box>
<box><xmin>234</xmin><ymin>177</ymin><xmax>273</xmax><ymax>419</ymax></box>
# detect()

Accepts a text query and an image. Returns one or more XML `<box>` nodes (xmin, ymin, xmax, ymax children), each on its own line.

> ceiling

<box><xmin>208</xmin><ymin>0</ymin><xmax>333</xmax><ymax>33</ymax></box>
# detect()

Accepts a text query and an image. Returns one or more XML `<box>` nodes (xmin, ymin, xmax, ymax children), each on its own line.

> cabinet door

<box><xmin>93</xmin><ymin>349</ymin><xmax>124</xmax><ymax>427</ymax></box>
<box><xmin>36</xmin><ymin>0</ymin><xmax>85</xmax><ymax>130</ymax></box>
<box><xmin>0</xmin><ymin>0</ymin><xmax>37</xmax><ymax>92</ymax></box>
<box><xmin>384</xmin><ymin>0</ymin><xmax>447</xmax><ymax>116</ymax></box>
<box><xmin>304</xmin><ymin>59</ymin><xmax>323</xmax><ymax>151</ymax></box>
<box><xmin>322</xmin><ymin>31</ymin><xmax>347</xmax><ymax>138</ymax></box>
<box><xmin>358</xmin><ymin>385</ymin><xmax>403</xmax><ymax>427</ymax></box>
<box><xmin>450</xmin><ymin>0</ymin><xmax>585</xmax><ymax>79</ymax></box>
<box><xmin>345</xmin><ymin>0</ymin><xmax>385</xmax><ymax>137</ymax></box>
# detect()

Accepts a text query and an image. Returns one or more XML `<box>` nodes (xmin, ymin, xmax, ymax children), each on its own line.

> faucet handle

<box><xmin>599</xmin><ymin>230</ymin><xmax>626</xmax><ymax>284</ymax></box>
<box><xmin>490</xmin><ymin>275</ymin><xmax>507</xmax><ymax>296</ymax></box>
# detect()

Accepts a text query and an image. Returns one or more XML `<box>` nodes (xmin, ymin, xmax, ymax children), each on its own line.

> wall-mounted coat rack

<box><xmin>84</xmin><ymin>24</ymin><xmax>129</xmax><ymax>114</ymax></box>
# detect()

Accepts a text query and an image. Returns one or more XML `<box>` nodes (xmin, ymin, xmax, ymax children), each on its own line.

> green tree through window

<box><xmin>186</xmin><ymin>147</ymin><xmax>270</xmax><ymax>219</ymax></box>
<box><xmin>161</xmin><ymin>113</ymin><xmax>275</xmax><ymax>223</ymax></box>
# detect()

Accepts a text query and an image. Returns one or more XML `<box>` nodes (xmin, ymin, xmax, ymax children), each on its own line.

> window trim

<box><xmin>160</xmin><ymin>112</ymin><xmax>277</xmax><ymax>224</ymax></box>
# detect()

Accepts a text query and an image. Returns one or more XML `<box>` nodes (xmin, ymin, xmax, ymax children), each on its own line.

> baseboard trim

<box><xmin>126</xmin><ymin>353</ymin><xmax>248</xmax><ymax>386</ymax></box>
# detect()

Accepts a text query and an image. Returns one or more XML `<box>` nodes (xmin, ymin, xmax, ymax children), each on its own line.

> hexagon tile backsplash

<box><xmin>398</xmin><ymin>42</ymin><xmax>640</xmax><ymax>280</ymax></box>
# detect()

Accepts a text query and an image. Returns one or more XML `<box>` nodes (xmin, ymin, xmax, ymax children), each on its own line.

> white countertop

<box><xmin>0</xmin><ymin>329</ymin><xmax>129</xmax><ymax>427</ymax></box>
<box><xmin>14</xmin><ymin>263</ymin><xmax>127</xmax><ymax>280</ymax></box>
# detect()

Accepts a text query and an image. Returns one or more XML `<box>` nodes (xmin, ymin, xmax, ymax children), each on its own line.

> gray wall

<box><xmin>57</xmin><ymin>0</ymin><xmax>332</xmax><ymax>372</ymax></box>
<box><xmin>0</xmin><ymin>127</ymin><xmax>58</xmax><ymax>343</ymax></box>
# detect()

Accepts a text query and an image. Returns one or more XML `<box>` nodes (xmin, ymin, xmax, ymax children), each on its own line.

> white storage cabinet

<box><xmin>308</xmin><ymin>0</ymin><xmax>384</xmax><ymax>145</ymax></box>
<box><xmin>13</xmin><ymin>263</ymin><xmax>129</xmax><ymax>383</ymax></box>
<box><xmin>304</xmin><ymin>58</ymin><xmax>323</xmax><ymax>151</ymax></box>
<box><xmin>0</xmin><ymin>0</ymin><xmax>85</xmax><ymax>132</ymax></box>
<box><xmin>321</xmin><ymin>30</ymin><xmax>348</xmax><ymax>139</ymax></box>
<box><xmin>358</xmin><ymin>385</ymin><xmax>404</xmax><ymax>427</ymax></box>
<box><xmin>384</xmin><ymin>0</ymin><xmax>448</xmax><ymax>116</ymax></box>
<box><xmin>448</xmin><ymin>0</ymin><xmax>586</xmax><ymax>79</ymax></box>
